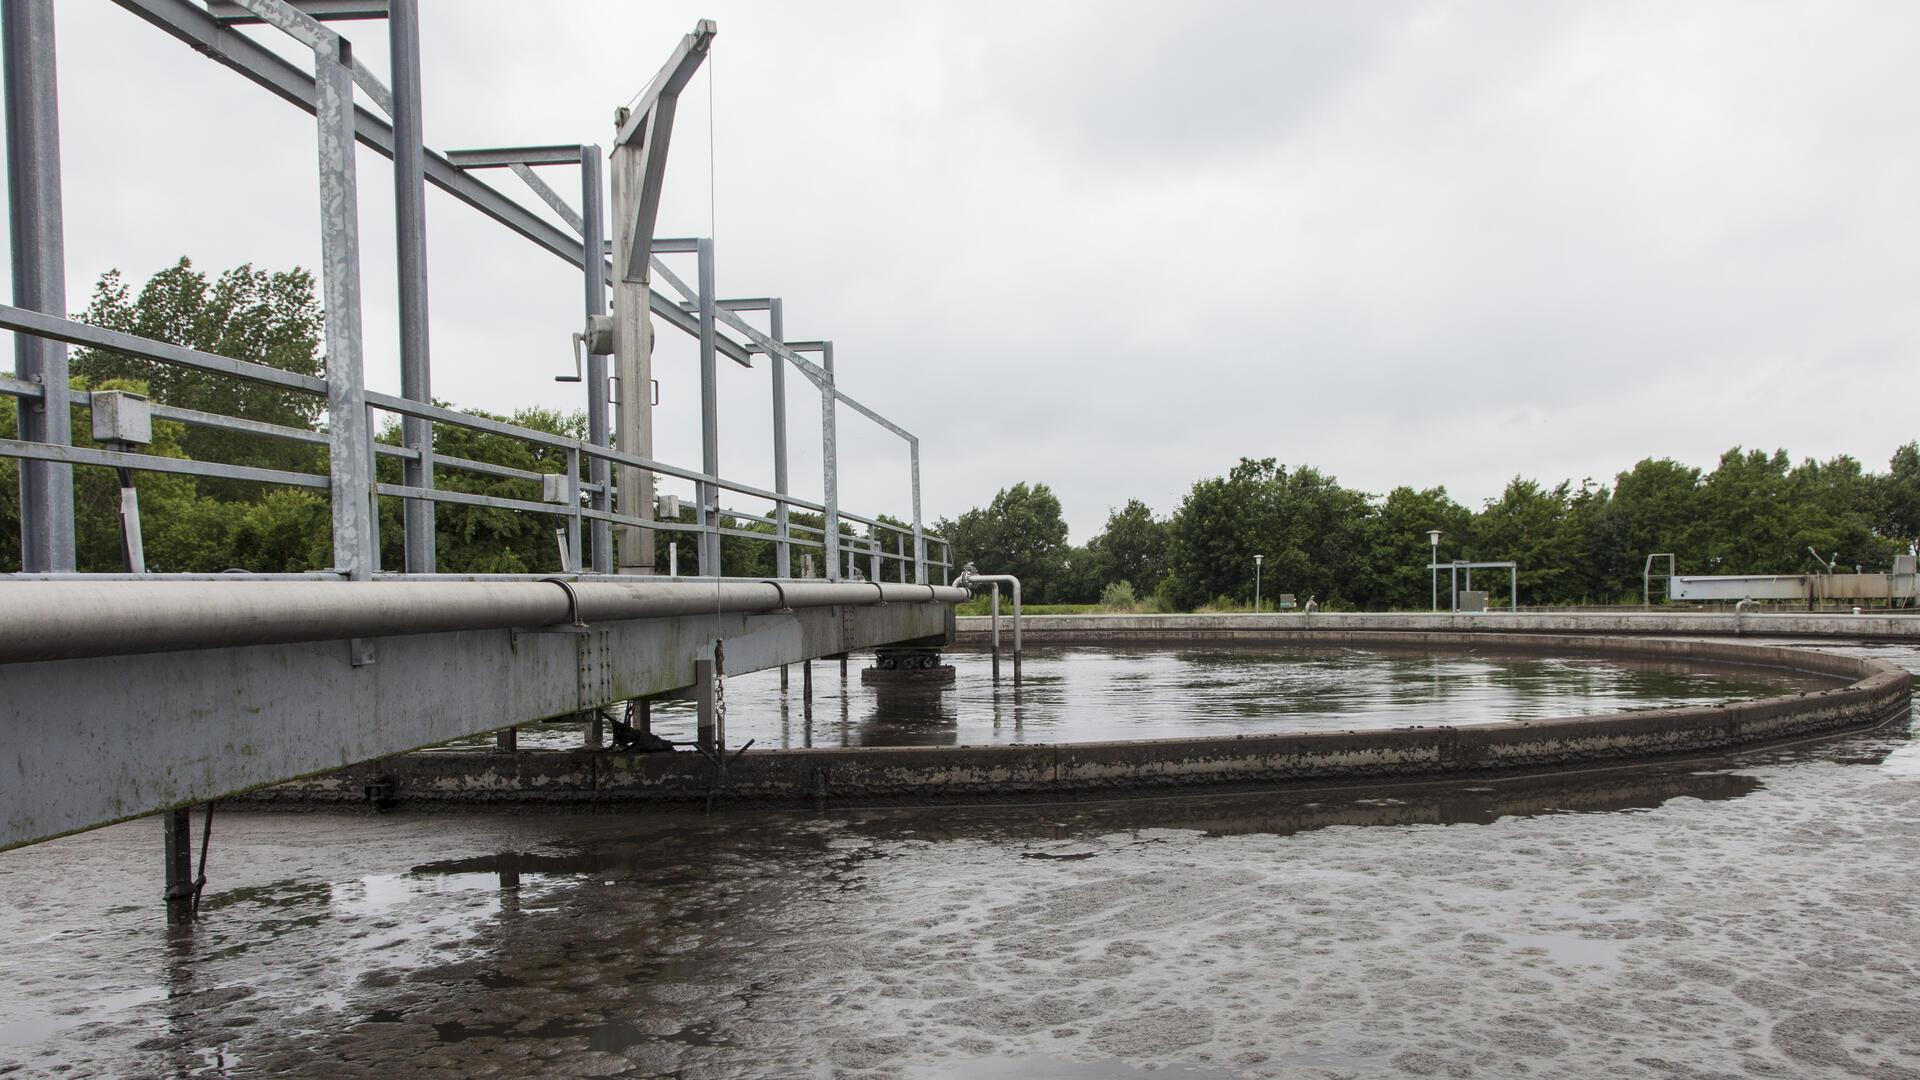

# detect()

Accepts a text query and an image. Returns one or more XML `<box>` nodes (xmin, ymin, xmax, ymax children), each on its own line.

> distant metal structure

<box><xmin>1651</xmin><ymin>553</ymin><xmax>1919</xmax><ymax>607</ymax></box>
<box><xmin>0</xmin><ymin>1</ymin><xmax>962</xmax><ymax>915</ymax></box>
<box><xmin>1643</xmin><ymin>553</ymin><xmax>1676</xmax><ymax>608</ymax></box>
<box><xmin>1427</xmin><ymin>559</ymin><xmax>1519</xmax><ymax>612</ymax></box>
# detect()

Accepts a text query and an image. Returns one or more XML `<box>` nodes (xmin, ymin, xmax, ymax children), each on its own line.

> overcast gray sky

<box><xmin>16</xmin><ymin>1</ymin><xmax>1920</xmax><ymax>540</ymax></box>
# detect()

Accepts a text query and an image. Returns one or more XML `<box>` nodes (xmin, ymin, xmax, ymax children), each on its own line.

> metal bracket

<box><xmin>508</xmin><ymin>577</ymin><xmax>592</xmax><ymax>647</ymax></box>
<box><xmin>350</xmin><ymin>637</ymin><xmax>376</xmax><ymax>666</ymax></box>
<box><xmin>763</xmin><ymin>579</ymin><xmax>791</xmax><ymax>612</ymax></box>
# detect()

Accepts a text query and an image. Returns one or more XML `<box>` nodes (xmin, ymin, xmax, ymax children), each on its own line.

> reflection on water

<box><xmin>472</xmin><ymin>644</ymin><xmax>1836</xmax><ymax>752</ymax></box>
<box><xmin>1</xmin><ymin>715</ymin><xmax>1914</xmax><ymax>1076</ymax></box>
<box><xmin>0</xmin><ymin>642</ymin><xmax>1908</xmax><ymax>1078</ymax></box>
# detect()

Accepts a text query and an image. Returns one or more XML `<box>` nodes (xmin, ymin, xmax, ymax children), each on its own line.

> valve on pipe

<box><xmin>956</xmin><ymin>563</ymin><xmax>1022</xmax><ymax>685</ymax></box>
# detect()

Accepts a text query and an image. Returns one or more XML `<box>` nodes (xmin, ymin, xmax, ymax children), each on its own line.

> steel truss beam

<box><xmin>0</xmin><ymin>583</ymin><xmax>957</xmax><ymax>850</ymax></box>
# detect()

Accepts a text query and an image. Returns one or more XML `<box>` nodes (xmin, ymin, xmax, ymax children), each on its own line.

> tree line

<box><xmin>9</xmin><ymin>260</ymin><xmax>1918</xmax><ymax>608</ymax></box>
<box><xmin>936</xmin><ymin>448</ymin><xmax>1920</xmax><ymax>610</ymax></box>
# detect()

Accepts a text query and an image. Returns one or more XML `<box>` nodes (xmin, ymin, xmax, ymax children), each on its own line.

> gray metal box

<box><xmin>541</xmin><ymin>473</ymin><xmax>569</xmax><ymax>503</ymax></box>
<box><xmin>1895</xmin><ymin>554</ymin><xmax>1916</xmax><ymax>577</ymax></box>
<box><xmin>90</xmin><ymin>390</ymin><xmax>152</xmax><ymax>446</ymax></box>
<box><xmin>1458</xmin><ymin>590</ymin><xmax>1489</xmax><ymax>612</ymax></box>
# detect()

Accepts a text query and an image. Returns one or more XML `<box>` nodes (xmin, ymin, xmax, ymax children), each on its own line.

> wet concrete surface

<box><xmin>457</xmin><ymin>644</ymin><xmax>1836</xmax><ymax>752</ymax></box>
<box><xmin>1</xmin><ymin>643</ymin><xmax>1916</xmax><ymax>1078</ymax></box>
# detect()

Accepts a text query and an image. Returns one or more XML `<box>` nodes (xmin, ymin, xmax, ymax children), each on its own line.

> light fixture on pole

<box><xmin>1253</xmin><ymin>554</ymin><xmax>1263</xmax><ymax>614</ymax></box>
<box><xmin>1427</xmin><ymin>530</ymin><xmax>1442</xmax><ymax>612</ymax></box>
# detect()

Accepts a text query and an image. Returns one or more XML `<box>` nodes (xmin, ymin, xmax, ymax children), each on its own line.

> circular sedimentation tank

<box><xmin>253</xmin><ymin>626</ymin><xmax>1912</xmax><ymax>810</ymax></box>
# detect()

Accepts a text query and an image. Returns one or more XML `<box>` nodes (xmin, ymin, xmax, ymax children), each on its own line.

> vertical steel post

<box><xmin>163</xmin><ymin>808</ymin><xmax>193</xmax><ymax>925</ymax></box>
<box><xmin>3</xmin><ymin>0</ymin><xmax>73</xmax><ymax>572</ymax></box>
<box><xmin>1428</xmin><ymin>531</ymin><xmax>1442</xmax><ymax>613</ymax></box>
<box><xmin>910</xmin><ymin>438</ymin><xmax>926</xmax><ymax>584</ymax></box>
<box><xmin>610</xmin><ymin>120</ymin><xmax>655</xmax><ymax>574</ymax></box>
<box><xmin>695</xmin><ymin>655</ymin><xmax>716</xmax><ymax>752</ymax></box>
<box><xmin>389</xmin><ymin>0</ymin><xmax>434</xmax><ymax>573</ymax></box>
<box><xmin>695</xmin><ymin>237</ymin><xmax>720</xmax><ymax>577</ymax></box>
<box><xmin>580</xmin><ymin>147</ymin><xmax>612</xmax><ymax>574</ymax></box>
<box><xmin>1510</xmin><ymin>567</ymin><xmax>1518</xmax><ymax>612</ymax></box>
<box><xmin>769</xmin><ymin>298</ymin><xmax>790</xmax><ymax>578</ymax></box>
<box><xmin>869</xmin><ymin>536</ymin><xmax>880</xmax><ymax>582</ymax></box>
<box><xmin>314</xmin><ymin>34</ymin><xmax>374</xmax><ymax>580</ymax></box>
<box><xmin>565</xmin><ymin>446</ymin><xmax>582</xmax><ymax>573</ymax></box>
<box><xmin>821</xmin><ymin>342</ymin><xmax>839</xmax><ymax>581</ymax></box>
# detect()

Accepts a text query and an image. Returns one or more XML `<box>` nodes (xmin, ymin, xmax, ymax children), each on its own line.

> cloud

<box><xmin>9</xmin><ymin>0</ymin><xmax>1919</xmax><ymax>543</ymax></box>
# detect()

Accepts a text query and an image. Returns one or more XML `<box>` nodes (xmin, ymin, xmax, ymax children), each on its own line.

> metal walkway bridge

<box><xmin>0</xmin><ymin>2</ymin><xmax>966</xmax><ymax>880</ymax></box>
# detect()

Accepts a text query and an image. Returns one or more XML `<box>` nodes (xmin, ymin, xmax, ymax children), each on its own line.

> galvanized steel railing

<box><xmin>0</xmin><ymin>0</ymin><xmax>949</xmax><ymax>586</ymax></box>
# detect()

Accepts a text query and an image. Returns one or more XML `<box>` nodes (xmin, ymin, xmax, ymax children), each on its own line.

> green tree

<box><xmin>70</xmin><ymin>259</ymin><xmax>325</xmax><ymax>496</ymax></box>
<box><xmin>938</xmin><ymin>482</ymin><xmax>1073</xmax><ymax>602</ymax></box>
<box><xmin>1695</xmin><ymin>448</ymin><xmax>1797</xmax><ymax>574</ymax></box>
<box><xmin>1608</xmin><ymin>457</ymin><xmax>1704</xmax><ymax>585</ymax></box>
<box><xmin>1087</xmin><ymin>498</ymin><xmax>1169</xmax><ymax>594</ymax></box>
<box><xmin>376</xmin><ymin>406</ymin><xmax>588</xmax><ymax>574</ymax></box>
<box><xmin>1877</xmin><ymin>442</ymin><xmax>1920</xmax><ymax>553</ymax></box>
<box><xmin>1786</xmin><ymin>454</ymin><xmax>1899</xmax><ymax>572</ymax></box>
<box><xmin>1355</xmin><ymin>485</ymin><xmax>1475</xmax><ymax>610</ymax></box>
<box><xmin>1472</xmin><ymin>477</ymin><xmax>1573</xmax><ymax>605</ymax></box>
<box><xmin>1165</xmin><ymin>458</ymin><xmax>1371</xmax><ymax>609</ymax></box>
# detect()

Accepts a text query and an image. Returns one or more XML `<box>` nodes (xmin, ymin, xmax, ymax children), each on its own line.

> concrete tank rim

<box><xmin>247</xmin><ymin>628</ymin><xmax>1915</xmax><ymax>810</ymax></box>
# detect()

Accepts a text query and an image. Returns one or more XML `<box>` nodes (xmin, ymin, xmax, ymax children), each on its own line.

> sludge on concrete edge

<box><xmin>237</xmin><ymin>628</ymin><xmax>1913</xmax><ymax>811</ymax></box>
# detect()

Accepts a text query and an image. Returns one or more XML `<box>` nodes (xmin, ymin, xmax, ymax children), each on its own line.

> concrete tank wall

<box><xmin>245</xmin><ymin>628</ymin><xmax>1911</xmax><ymax>810</ymax></box>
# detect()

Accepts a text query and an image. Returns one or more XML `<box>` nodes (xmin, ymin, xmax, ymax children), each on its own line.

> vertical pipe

<box><xmin>802</xmin><ymin>658</ymin><xmax>813</xmax><ymax>720</ymax></box>
<box><xmin>1510</xmin><ymin>568</ymin><xmax>1517</xmax><ymax>612</ymax></box>
<box><xmin>769</xmin><ymin>298</ymin><xmax>790</xmax><ymax>579</ymax></box>
<box><xmin>3</xmin><ymin>0</ymin><xmax>73</xmax><ymax>572</ymax></box>
<box><xmin>869</xmin><ymin>536</ymin><xmax>880</xmax><ymax>582</ymax></box>
<box><xmin>314</xmin><ymin>36</ymin><xmax>374</xmax><ymax>580</ymax></box>
<box><xmin>696</xmin><ymin>238</ymin><xmax>719</xmax><ymax>577</ymax></box>
<box><xmin>389</xmin><ymin>0</ymin><xmax>435</xmax><ymax>573</ymax></box>
<box><xmin>580</xmin><ymin>147</ymin><xmax>612</xmax><ymax>574</ymax></box>
<box><xmin>990</xmin><ymin>583</ymin><xmax>1000</xmax><ymax>681</ymax></box>
<box><xmin>896</xmin><ymin>531</ymin><xmax>906</xmax><ymax>583</ymax></box>
<box><xmin>821</xmin><ymin>342</ymin><xmax>839</xmax><ymax>581</ymax></box>
<box><xmin>910</xmin><ymin>438</ymin><xmax>925</xmax><ymax>584</ymax></box>
<box><xmin>1011</xmin><ymin>578</ymin><xmax>1023</xmax><ymax>685</ymax></box>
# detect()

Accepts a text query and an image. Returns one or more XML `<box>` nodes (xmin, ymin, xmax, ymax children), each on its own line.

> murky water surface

<box><xmin>460</xmin><ymin>644</ymin><xmax>1838</xmax><ymax>751</ymax></box>
<box><xmin>1</xmin><ymin>641</ymin><xmax>1916</xmax><ymax>1078</ymax></box>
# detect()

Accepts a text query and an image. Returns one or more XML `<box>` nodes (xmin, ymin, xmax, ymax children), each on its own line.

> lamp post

<box><xmin>1253</xmin><ymin>554</ymin><xmax>1263</xmax><ymax>614</ymax></box>
<box><xmin>1427</xmin><ymin>530</ymin><xmax>1442</xmax><ymax>612</ymax></box>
